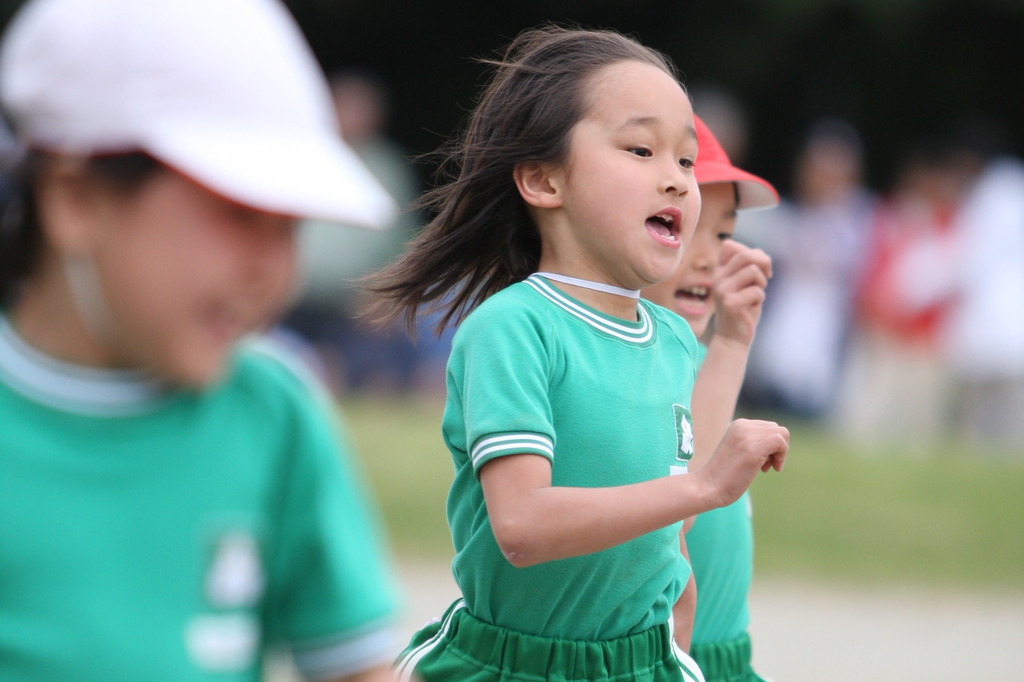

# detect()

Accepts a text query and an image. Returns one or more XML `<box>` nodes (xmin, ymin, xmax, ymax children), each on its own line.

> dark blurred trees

<box><xmin>1</xmin><ymin>0</ymin><xmax>1019</xmax><ymax>194</ymax></box>
<box><xmin>284</xmin><ymin>0</ymin><xmax>1022</xmax><ymax>195</ymax></box>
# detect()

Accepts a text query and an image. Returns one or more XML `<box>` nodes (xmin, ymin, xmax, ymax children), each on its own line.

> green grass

<box><xmin>340</xmin><ymin>396</ymin><xmax>1024</xmax><ymax>591</ymax></box>
<box><xmin>340</xmin><ymin>396</ymin><xmax>454</xmax><ymax>558</ymax></box>
<box><xmin>749</xmin><ymin>421</ymin><xmax>1024</xmax><ymax>589</ymax></box>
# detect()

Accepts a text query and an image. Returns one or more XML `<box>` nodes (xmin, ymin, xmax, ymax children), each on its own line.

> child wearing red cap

<box><xmin>643</xmin><ymin>115</ymin><xmax>780</xmax><ymax>682</ymax></box>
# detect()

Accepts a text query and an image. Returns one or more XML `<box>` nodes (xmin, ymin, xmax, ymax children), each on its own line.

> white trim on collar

<box><xmin>525</xmin><ymin>275</ymin><xmax>653</xmax><ymax>344</ymax></box>
<box><xmin>0</xmin><ymin>315</ymin><xmax>170</xmax><ymax>416</ymax></box>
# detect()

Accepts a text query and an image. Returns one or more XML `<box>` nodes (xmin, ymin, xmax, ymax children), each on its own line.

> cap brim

<box><xmin>147</xmin><ymin>126</ymin><xmax>397</xmax><ymax>229</ymax></box>
<box><xmin>695</xmin><ymin>161</ymin><xmax>779</xmax><ymax>211</ymax></box>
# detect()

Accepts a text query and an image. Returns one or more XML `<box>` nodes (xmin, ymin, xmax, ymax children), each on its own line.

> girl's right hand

<box><xmin>698</xmin><ymin>418</ymin><xmax>789</xmax><ymax>508</ymax></box>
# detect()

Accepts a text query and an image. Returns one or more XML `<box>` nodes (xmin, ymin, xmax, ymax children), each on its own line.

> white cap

<box><xmin>0</xmin><ymin>0</ymin><xmax>396</xmax><ymax>229</ymax></box>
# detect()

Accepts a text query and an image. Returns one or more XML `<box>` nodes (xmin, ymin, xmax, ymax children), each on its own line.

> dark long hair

<box><xmin>362</xmin><ymin>25</ymin><xmax>679</xmax><ymax>335</ymax></box>
<box><xmin>0</xmin><ymin>151</ymin><xmax>162</xmax><ymax>307</ymax></box>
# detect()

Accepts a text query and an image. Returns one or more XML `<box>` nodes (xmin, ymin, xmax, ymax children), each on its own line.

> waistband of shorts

<box><xmin>690</xmin><ymin>632</ymin><xmax>762</xmax><ymax>681</ymax></box>
<box><xmin>446</xmin><ymin>600</ymin><xmax>680</xmax><ymax>680</ymax></box>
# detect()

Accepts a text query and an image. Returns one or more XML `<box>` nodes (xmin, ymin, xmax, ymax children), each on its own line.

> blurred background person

<box><xmin>940</xmin><ymin>123</ymin><xmax>1024</xmax><ymax>452</ymax></box>
<box><xmin>834</xmin><ymin>140</ymin><xmax>963</xmax><ymax>452</ymax></box>
<box><xmin>742</xmin><ymin>119</ymin><xmax>875</xmax><ymax>421</ymax></box>
<box><xmin>689</xmin><ymin>83</ymin><xmax>752</xmax><ymax>167</ymax></box>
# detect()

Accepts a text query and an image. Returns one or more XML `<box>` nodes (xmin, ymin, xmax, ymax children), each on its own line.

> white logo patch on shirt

<box><xmin>186</xmin><ymin>613</ymin><xmax>259</xmax><ymax>671</ymax></box>
<box><xmin>205</xmin><ymin>531</ymin><xmax>264</xmax><ymax>608</ymax></box>
<box><xmin>671</xmin><ymin>404</ymin><xmax>694</xmax><ymax>475</ymax></box>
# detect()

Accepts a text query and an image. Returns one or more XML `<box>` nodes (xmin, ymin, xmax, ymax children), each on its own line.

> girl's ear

<box><xmin>35</xmin><ymin>158</ymin><xmax>100</xmax><ymax>255</ymax></box>
<box><xmin>513</xmin><ymin>161</ymin><xmax>563</xmax><ymax>209</ymax></box>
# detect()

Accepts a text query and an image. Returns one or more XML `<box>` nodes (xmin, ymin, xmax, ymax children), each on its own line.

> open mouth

<box><xmin>645</xmin><ymin>208</ymin><xmax>682</xmax><ymax>242</ymax></box>
<box><xmin>676</xmin><ymin>285</ymin><xmax>709</xmax><ymax>304</ymax></box>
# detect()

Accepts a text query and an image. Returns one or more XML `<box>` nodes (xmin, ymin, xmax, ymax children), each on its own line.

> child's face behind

<box><xmin>61</xmin><ymin>168</ymin><xmax>298</xmax><ymax>387</ymax></box>
<box><xmin>643</xmin><ymin>182</ymin><xmax>738</xmax><ymax>337</ymax></box>
<box><xmin>536</xmin><ymin>60</ymin><xmax>700</xmax><ymax>291</ymax></box>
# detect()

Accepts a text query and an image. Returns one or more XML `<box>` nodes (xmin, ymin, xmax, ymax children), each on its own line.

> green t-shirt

<box><xmin>0</xmin><ymin>316</ymin><xmax>399</xmax><ymax>681</ymax></box>
<box><xmin>687</xmin><ymin>493</ymin><xmax>754</xmax><ymax>644</ymax></box>
<box><xmin>443</xmin><ymin>275</ymin><xmax>700</xmax><ymax>641</ymax></box>
<box><xmin>685</xmin><ymin>342</ymin><xmax>754</xmax><ymax>645</ymax></box>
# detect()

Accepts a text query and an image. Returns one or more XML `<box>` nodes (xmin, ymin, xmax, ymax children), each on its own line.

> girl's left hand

<box><xmin>711</xmin><ymin>240</ymin><xmax>772</xmax><ymax>347</ymax></box>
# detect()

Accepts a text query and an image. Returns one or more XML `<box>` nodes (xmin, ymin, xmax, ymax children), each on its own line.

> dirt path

<box><xmin>396</xmin><ymin>562</ymin><xmax>1024</xmax><ymax>681</ymax></box>
<box><xmin>746</xmin><ymin>580</ymin><xmax>1024</xmax><ymax>681</ymax></box>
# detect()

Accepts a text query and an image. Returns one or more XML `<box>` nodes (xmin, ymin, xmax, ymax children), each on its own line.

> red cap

<box><xmin>694</xmin><ymin>114</ymin><xmax>779</xmax><ymax>210</ymax></box>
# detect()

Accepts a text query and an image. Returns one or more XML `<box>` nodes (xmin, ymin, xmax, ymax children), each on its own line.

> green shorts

<box><xmin>689</xmin><ymin>633</ymin><xmax>766</xmax><ymax>682</ymax></box>
<box><xmin>396</xmin><ymin>599</ymin><xmax>705</xmax><ymax>682</ymax></box>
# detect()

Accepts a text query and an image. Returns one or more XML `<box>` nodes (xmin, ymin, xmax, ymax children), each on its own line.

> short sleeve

<box><xmin>447</xmin><ymin>298</ymin><xmax>557</xmax><ymax>472</ymax></box>
<box><xmin>260</xmin><ymin>371</ymin><xmax>401</xmax><ymax>679</ymax></box>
